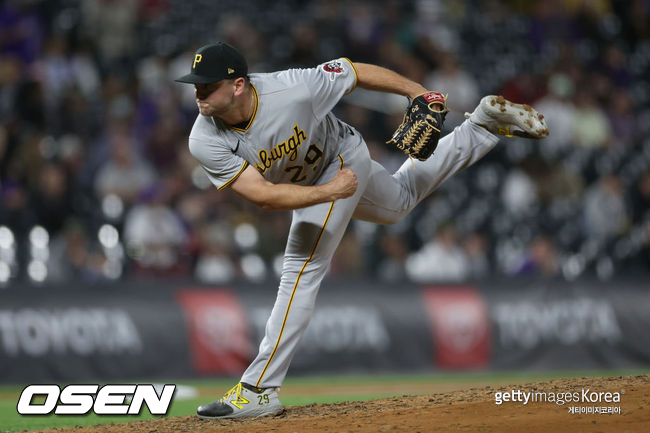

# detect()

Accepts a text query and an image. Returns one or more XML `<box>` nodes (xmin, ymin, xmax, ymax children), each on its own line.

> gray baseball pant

<box><xmin>241</xmin><ymin>120</ymin><xmax>499</xmax><ymax>388</ymax></box>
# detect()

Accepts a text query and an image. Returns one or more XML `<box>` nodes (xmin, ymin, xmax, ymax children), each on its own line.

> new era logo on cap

<box><xmin>176</xmin><ymin>42</ymin><xmax>248</xmax><ymax>84</ymax></box>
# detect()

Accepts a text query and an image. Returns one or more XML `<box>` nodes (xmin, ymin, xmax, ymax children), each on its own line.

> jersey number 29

<box><xmin>284</xmin><ymin>144</ymin><xmax>323</xmax><ymax>183</ymax></box>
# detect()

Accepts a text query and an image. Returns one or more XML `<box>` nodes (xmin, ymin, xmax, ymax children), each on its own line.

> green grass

<box><xmin>1</xmin><ymin>369</ymin><xmax>648</xmax><ymax>432</ymax></box>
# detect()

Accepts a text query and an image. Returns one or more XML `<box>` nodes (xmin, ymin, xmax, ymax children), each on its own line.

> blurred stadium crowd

<box><xmin>0</xmin><ymin>0</ymin><xmax>649</xmax><ymax>286</ymax></box>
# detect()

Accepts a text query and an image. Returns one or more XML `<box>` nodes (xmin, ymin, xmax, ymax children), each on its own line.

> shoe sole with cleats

<box><xmin>197</xmin><ymin>407</ymin><xmax>285</xmax><ymax>420</ymax></box>
<box><xmin>478</xmin><ymin>95</ymin><xmax>549</xmax><ymax>139</ymax></box>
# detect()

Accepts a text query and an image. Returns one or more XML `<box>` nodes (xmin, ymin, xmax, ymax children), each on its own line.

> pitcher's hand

<box><xmin>328</xmin><ymin>169</ymin><xmax>358</xmax><ymax>200</ymax></box>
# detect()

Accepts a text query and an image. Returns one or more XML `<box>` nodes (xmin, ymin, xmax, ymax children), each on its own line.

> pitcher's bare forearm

<box><xmin>353</xmin><ymin>63</ymin><xmax>428</xmax><ymax>99</ymax></box>
<box><xmin>229</xmin><ymin>166</ymin><xmax>358</xmax><ymax>211</ymax></box>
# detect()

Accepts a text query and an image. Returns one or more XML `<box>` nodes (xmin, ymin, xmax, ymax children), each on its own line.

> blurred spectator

<box><xmin>0</xmin><ymin>55</ymin><xmax>23</xmax><ymax>122</ymax></box>
<box><xmin>527</xmin><ymin>2</ymin><xmax>572</xmax><ymax>53</ymax></box>
<box><xmin>80</xmin><ymin>0</ymin><xmax>139</xmax><ymax>70</ymax></box>
<box><xmin>0</xmin><ymin>0</ymin><xmax>43</xmax><ymax>64</ymax></box>
<box><xmin>536</xmin><ymin>160</ymin><xmax>584</xmax><ymax>204</ymax></box>
<box><xmin>194</xmin><ymin>222</ymin><xmax>237</xmax><ymax>283</ymax></box>
<box><xmin>256</xmin><ymin>212</ymin><xmax>291</xmax><ymax>262</ymax></box>
<box><xmin>617</xmin><ymin>0</ymin><xmax>650</xmax><ymax>49</ymax></box>
<box><xmin>0</xmin><ymin>182</ymin><xmax>36</xmax><ymax>239</ymax></box>
<box><xmin>599</xmin><ymin>43</ymin><xmax>633</xmax><ymax>88</ymax></box>
<box><xmin>288</xmin><ymin>22</ymin><xmax>320</xmax><ymax>67</ymax></box>
<box><xmin>516</xmin><ymin>234</ymin><xmax>560</xmax><ymax>278</ymax></box>
<box><xmin>607</xmin><ymin>90</ymin><xmax>638</xmax><ymax>148</ymax></box>
<box><xmin>572</xmin><ymin>88</ymin><xmax>612</xmax><ymax>149</ymax></box>
<box><xmin>342</xmin><ymin>2</ymin><xmax>384</xmax><ymax>62</ymax></box>
<box><xmin>330</xmin><ymin>232</ymin><xmax>365</xmax><ymax>277</ymax></box>
<box><xmin>169</xmin><ymin>50</ymin><xmax>199</xmax><ymax>113</ymax></box>
<box><xmin>462</xmin><ymin>232</ymin><xmax>489</xmax><ymax>280</ymax></box>
<box><xmin>631</xmin><ymin>171</ymin><xmax>650</xmax><ymax>223</ymax></box>
<box><xmin>68</xmin><ymin>39</ymin><xmax>102</xmax><ymax>100</ymax></box>
<box><xmin>123</xmin><ymin>183</ymin><xmax>189</xmax><ymax>276</ymax></box>
<box><xmin>40</xmin><ymin>35</ymin><xmax>75</xmax><ymax>110</ymax></box>
<box><xmin>44</xmin><ymin>38</ymin><xmax>101</xmax><ymax>138</ymax></box>
<box><xmin>340</xmin><ymin>103</ymin><xmax>374</xmax><ymax>142</ymax></box>
<box><xmin>533</xmin><ymin>72</ymin><xmax>576</xmax><ymax>157</ymax></box>
<box><xmin>14</xmin><ymin>79</ymin><xmax>46</xmax><ymax>130</ymax></box>
<box><xmin>94</xmin><ymin>128</ymin><xmax>157</xmax><ymax>204</ymax></box>
<box><xmin>0</xmin><ymin>124</ymin><xmax>8</xmax><ymax>178</ymax></box>
<box><xmin>144</xmin><ymin>116</ymin><xmax>184</xmax><ymax>173</ymax></box>
<box><xmin>405</xmin><ymin>223</ymin><xmax>469</xmax><ymax>282</ymax></box>
<box><xmin>414</xmin><ymin>0</ymin><xmax>460</xmax><ymax>54</ymax></box>
<box><xmin>583</xmin><ymin>174</ymin><xmax>629</xmax><ymax>241</ymax></box>
<box><xmin>501</xmin><ymin>168</ymin><xmax>538</xmax><ymax>218</ymax></box>
<box><xmin>376</xmin><ymin>231</ymin><xmax>409</xmax><ymax>282</ymax></box>
<box><xmin>48</xmin><ymin>219</ymin><xmax>108</xmax><ymax>282</ymax></box>
<box><xmin>499</xmin><ymin>73</ymin><xmax>546</xmax><ymax>106</ymax></box>
<box><xmin>640</xmin><ymin>223</ymin><xmax>650</xmax><ymax>272</ymax></box>
<box><xmin>424</xmin><ymin>51</ymin><xmax>479</xmax><ymax>128</ymax></box>
<box><xmin>29</xmin><ymin>162</ymin><xmax>74</xmax><ymax>236</ymax></box>
<box><xmin>136</xmin><ymin>55</ymin><xmax>171</xmax><ymax>98</ymax></box>
<box><xmin>54</xmin><ymin>88</ymin><xmax>98</xmax><ymax>140</ymax></box>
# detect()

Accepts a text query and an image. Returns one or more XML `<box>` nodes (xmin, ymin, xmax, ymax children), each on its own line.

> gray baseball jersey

<box><xmin>189</xmin><ymin>58</ymin><xmax>358</xmax><ymax>190</ymax></box>
<box><xmin>187</xmin><ymin>58</ymin><xmax>500</xmax><ymax>389</ymax></box>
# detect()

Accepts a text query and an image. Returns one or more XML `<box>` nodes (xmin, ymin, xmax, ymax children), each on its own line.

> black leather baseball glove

<box><xmin>387</xmin><ymin>91</ymin><xmax>449</xmax><ymax>161</ymax></box>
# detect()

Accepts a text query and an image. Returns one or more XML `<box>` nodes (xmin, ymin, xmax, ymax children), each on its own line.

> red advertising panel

<box><xmin>421</xmin><ymin>287</ymin><xmax>490</xmax><ymax>369</ymax></box>
<box><xmin>176</xmin><ymin>289</ymin><xmax>253</xmax><ymax>375</ymax></box>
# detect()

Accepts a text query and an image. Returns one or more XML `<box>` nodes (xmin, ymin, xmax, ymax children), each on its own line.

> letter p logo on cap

<box><xmin>193</xmin><ymin>54</ymin><xmax>202</xmax><ymax>69</ymax></box>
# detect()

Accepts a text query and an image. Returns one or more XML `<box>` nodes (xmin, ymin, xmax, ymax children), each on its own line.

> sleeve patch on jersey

<box><xmin>323</xmin><ymin>61</ymin><xmax>343</xmax><ymax>73</ymax></box>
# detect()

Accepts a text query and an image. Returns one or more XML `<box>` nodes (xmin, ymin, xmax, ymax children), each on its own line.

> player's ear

<box><xmin>233</xmin><ymin>77</ymin><xmax>247</xmax><ymax>96</ymax></box>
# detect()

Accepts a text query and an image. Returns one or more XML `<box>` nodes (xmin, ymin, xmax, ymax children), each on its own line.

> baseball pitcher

<box><xmin>175</xmin><ymin>42</ymin><xmax>548</xmax><ymax>419</ymax></box>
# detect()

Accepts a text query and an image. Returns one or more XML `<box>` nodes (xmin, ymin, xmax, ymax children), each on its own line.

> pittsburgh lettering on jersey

<box><xmin>255</xmin><ymin>124</ymin><xmax>308</xmax><ymax>174</ymax></box>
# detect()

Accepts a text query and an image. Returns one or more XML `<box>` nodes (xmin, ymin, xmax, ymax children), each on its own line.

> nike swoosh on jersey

<box><xmin>233</xmin><ymin>139</ymin><xmax>240</xmax><ymax>153</ymax></box>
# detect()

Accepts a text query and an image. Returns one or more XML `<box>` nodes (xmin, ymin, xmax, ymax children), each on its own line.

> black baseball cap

<box><xmin>175</xmin><ymin>42</ymin><xmax>248</xmax><ymax>84</ymax></box>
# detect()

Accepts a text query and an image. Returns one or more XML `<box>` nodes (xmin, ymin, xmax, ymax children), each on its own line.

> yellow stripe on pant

<box><xmin>255</xmin><ymin>201</ymin><xmax>336</xmax><ymax>387</ymax></box>
<box><xmin>255</xmin><ymin>201</ymin><xmax>334</xmax><ymax>387</ymax></box>
<box><xmin>255</xmin><ymin>155</ymin><xmax>344</xmax><ymax>387</ymax></box>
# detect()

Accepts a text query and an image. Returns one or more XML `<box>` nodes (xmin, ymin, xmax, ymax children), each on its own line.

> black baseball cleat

<box><xmin>465</xmin><ymin>95</ymin><xmax>550</xmax><ymax>139</ymax></box>
<box><xmin>197</xmin><ymin>382</ymin><xmax>284</xmax><ymax>419</ymax></box>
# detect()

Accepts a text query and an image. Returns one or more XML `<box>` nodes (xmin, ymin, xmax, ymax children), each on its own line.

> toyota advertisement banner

<box><xmin>0</xmin><ymin>279</ymin><xmax>648</xmax><ymax>383</ymax></box>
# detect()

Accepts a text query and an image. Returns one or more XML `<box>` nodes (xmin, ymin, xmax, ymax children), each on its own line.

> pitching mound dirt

<box><xmin>40</xmin><ymin>375</ymin><xmax>648</xmax><ymax>433</ymax></box>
